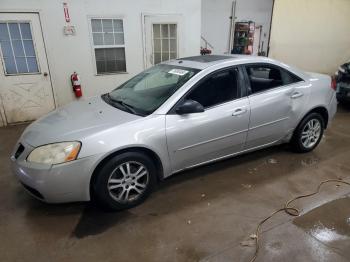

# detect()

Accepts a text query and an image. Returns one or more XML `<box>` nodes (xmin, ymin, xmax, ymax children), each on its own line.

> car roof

<box><xmin>163</xmin><ymin>54</ymin><xmax>277</xmax><ymax>70</ymax></box>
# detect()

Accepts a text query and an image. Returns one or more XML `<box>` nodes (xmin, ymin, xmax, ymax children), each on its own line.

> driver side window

<box><xmin>187</xmin><ymin>68</ymin><xmax>240</xmax><ymax>108</ymax></box>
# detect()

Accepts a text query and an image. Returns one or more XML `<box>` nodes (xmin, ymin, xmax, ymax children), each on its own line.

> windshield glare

<box><xmin>108</xmin><ymin>64</ymin><xmax>200</xmax><ymax>115</ymax></box>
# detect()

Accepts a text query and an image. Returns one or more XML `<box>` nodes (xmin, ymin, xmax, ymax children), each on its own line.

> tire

<box><xmin>290</xmin><ymin>112</ymin><xmax>325</xmax><ymax>153</ymax></box>
<box><xmin>92</xmin><ymin>152</ymin><xmax>157</xmax><ymax>210</ymax></box>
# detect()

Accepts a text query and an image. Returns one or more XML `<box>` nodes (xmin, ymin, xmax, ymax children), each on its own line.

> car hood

<box><xmin>21</xmin><ymin>96</ymin><xmax>141</xmax><ymax>147</ymax></box>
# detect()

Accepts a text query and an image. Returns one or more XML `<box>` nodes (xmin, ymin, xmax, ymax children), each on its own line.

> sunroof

<box><xmin>178</xmin><ymin>55</ymin><xmax>233</xmax><ymax>63</ymax></box>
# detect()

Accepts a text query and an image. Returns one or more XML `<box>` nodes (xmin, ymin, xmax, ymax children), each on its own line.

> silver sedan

<box><xmin>11</xmin><ymin>55</ymin><xmax>337</xmax><ymax>210</ymax></box>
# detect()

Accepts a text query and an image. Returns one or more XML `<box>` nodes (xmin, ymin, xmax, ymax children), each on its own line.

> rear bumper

<box><xmin>336</xmin><ymin>83</ymin><xmax>350</xmax><ymax>102</ymax></box>
<box><xmin>11</xmin><ymin>142</ymin><xmax>102</xmax><ymax>203</ymax></box>
<box><xmin>336</xmin><ymin>94</ymin><xmax>350</xmax><ymax>102</ymax></box>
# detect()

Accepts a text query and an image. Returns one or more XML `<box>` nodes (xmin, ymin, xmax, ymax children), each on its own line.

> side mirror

<box><xmin>175</xmin><ymin>99</ymin><xmax>204</xmax><ymax>115</ymax></box>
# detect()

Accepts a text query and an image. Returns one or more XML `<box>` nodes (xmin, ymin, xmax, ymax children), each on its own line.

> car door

<box><xmin>165</xmin><ymin>66</ymin><xmax>250</xmax><ymax>172</ymax></box>
<box><xmin>243</xmin><ymin>63</ymin><xmax>307</xmax><ymax>149</ymax></box>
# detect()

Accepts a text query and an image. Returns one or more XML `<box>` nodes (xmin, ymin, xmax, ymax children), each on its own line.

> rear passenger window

<box><xmin>245</xmin><ymin>64</ymin><xmax>302</xmax><ymax>94</ymax></box>
<box><xmin>187</xmin><ymin>69</ymin><xmax>239</xmax><ymax>108</ymax></box>
<box><xmin>280</xmin><ymin>68</ymin><xmax>303</xmax><ymax>85</ymax></box>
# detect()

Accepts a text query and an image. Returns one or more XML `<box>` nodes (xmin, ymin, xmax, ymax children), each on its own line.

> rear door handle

<box><xmin>232</xmin><ymin>107</ymin><xmax>247</xmax><ymax>116</ymax></box>
<box><xmin>291</xmin><ymin>92</ymin><xmax>304</xmax><ymax>99</ymax></box>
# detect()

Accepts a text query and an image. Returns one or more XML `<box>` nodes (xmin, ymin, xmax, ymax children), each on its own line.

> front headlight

<box><xmin>27</xmin><ymin>142</ymin><xmax>81</xmax><ymax>165</ymax></box>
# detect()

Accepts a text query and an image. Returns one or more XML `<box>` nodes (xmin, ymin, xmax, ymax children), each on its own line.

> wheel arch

<box><xmin>301</xmin><ymin>106</ymin><xmax>329</xmax><ymax>129</ymax></box>
<box><xmin>89</xmin><ymin>146</ymin><xmax>164</xmax><ymax>199</ymax></box>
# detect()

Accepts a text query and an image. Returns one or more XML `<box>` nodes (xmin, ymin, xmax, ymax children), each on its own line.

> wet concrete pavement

<box><xmin>0</xmin><ymin>105</ymin><xmax>349</xmax><ymax>262</ymax></box>
<box><xmin>294</xmin><ymin>197</ymin><xmax>350</xmax><ymax>257</ymax></box>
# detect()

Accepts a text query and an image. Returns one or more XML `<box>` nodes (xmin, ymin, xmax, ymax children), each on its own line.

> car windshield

<box><xmin>104</xmin><ymin>64</ymin><xmax>200</xmax><ymax>116</ymax></box>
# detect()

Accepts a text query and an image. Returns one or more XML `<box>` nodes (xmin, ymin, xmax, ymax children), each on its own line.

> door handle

<box><xmin>291</xmin><ymin>92</ymin><xmax>303</xmax><ymax>99</ymax></box>
<box><xmin>232</xmin><ymin>107</ymin><xmax>247</xmax><ymax>116</ymax></box>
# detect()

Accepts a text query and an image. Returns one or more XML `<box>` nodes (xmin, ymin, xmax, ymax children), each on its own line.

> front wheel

<box><xmin>290</xmin><ymin>112</ymin><xmax>324</xmax><ymax>153</ymax></box>
<box><xmin>92</xmin><ymin>152</ymin><xmax>157</xmax><ymax>210</ymax></box>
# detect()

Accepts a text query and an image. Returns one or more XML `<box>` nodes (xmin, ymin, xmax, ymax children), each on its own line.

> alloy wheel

<box><xmin>301</xmin><ymin>118</ymin><xmax>322</xmax><ymax>149</ymax></box>
<box><xmin>107</xmin><ymin>161</ymin><xmax>149</xmax><ymax>203</ymax></box>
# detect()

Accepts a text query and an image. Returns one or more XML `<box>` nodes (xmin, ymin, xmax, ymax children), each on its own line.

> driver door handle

<box><xmin>232</xmin><ymin>107</ymin><xmax>247</xmax><ymax>116</ymax></box>
<box><xmin>291</xmin><ymin>91</ymin><xmax>304</xmax><ymax>99</ymax></box>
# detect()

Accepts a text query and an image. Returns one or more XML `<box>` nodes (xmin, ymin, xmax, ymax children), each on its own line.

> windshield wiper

<box><xmin>103</xmin><ymin>93</ymin><xmax>128</xmax><ymax>111</ymax></box>
<box><xmin>114</xmin><ymin>99</ymin><xmax>138</xmax><ymax>115</ymax></box>
<box><xmin>105</xmin><ymin>93</ymin><xmax>145</xmax><ymax>116</ymax></box>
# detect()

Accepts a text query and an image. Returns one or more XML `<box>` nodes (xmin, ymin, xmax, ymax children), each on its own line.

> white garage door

<box><xmin>0</xmin><ymin>13</ymin><xmax>55</xmax><ymax>125</ymax></box>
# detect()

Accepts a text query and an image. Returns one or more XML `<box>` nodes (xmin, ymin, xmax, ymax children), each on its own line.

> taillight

<box><xmin>331</xmin><ymin>76</ymin><xmax>337</xmax><ymax>91</ymax></box>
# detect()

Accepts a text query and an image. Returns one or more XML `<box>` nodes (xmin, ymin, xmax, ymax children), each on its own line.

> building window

<box><xmin>0</xmin><ymin>22</ymin><xmax>39</xmax><ymax>75</ymax></box>
<box><xmin>152</xmin><ymin>24</ymin><xmax>177</xmax><ymax>64</ymax></box>
<box><xmin>91</xmin><ymin>18</ymin><xmax>126</xmax><ymax>74</ymax></box>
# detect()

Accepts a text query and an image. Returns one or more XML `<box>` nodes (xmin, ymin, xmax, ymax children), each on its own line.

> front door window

<box><xmin>187</xmin><ymin>68</ymin><xmax>240</xmax><ymax>108</ymax></box>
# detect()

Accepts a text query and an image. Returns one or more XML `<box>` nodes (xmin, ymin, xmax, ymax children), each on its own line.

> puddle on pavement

<box><xmin>293</xmin><ymin>198</ymin><xmax>350</xmax><ymax>256</ymax></box>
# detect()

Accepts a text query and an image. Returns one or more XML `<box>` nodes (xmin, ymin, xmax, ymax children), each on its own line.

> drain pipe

<box><xmin>228</xmin><ymin>0</ymin><xmax>237</xmax><ymax>53</ymax></box>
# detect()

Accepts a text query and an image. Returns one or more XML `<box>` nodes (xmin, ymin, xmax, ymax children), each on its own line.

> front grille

<box><xmin>21</xmin><ymin>183</ymin><xmax>44</xmax><ymax>200</ymax></box>
<box><xmin>14</xmin><ymin>144</ymin><xmax>25</xmax><ymax>159</ymax></box>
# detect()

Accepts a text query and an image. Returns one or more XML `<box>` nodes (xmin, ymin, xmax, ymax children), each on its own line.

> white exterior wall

<box><xmin>201</xmin><ymin>0</ymin><xmax>273</xmax><ymax>54</ymax></box>
<box><xmin>0</xmin><ymin>0</ymin><xmax>201</xmax><ymax>108</ymax></box>
<box><xmin>269</xmin><ymin>0</ymin><xmax>350</xmax><ymax>74</ymax></box>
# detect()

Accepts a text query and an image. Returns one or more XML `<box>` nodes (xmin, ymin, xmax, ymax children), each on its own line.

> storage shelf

<box><xmin>232</xmin><ymin>21</ymin><xmax>255</xmax><ymax>55</ymax></box>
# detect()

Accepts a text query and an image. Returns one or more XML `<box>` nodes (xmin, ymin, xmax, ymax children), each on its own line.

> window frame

<box><xmin>88</xmin><ymin>16</ymin><xmax>127</xmax><ymax>75</ymax></box>
<box><xmin>0</xmin><ymin>20</ymin><xmax>41</xmax><ymax>76</ymax></box>
<box><xmin>242</xmin><ymin>63</ymin><xmax>305</xmax><ymax>96</ymax></box>
<box><xmin>168</xmin><ymin>66</ymin><xmax>247</xmax><ymax>114</ymax></box>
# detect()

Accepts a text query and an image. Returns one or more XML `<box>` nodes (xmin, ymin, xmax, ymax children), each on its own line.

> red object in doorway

<box><xmin>200</xmin><ymin>47</ymin><xmax>212</xmax><ymax>55</ymax></box>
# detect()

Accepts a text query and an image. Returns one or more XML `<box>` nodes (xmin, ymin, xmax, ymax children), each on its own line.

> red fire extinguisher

<box><xmin>71</xmin><ymin>72</ymin><xmax>83</xmax><ymax>98</ymax></box>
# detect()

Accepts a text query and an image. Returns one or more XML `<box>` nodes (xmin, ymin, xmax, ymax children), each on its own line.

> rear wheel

<box><xmin>291</xmin><ymin>112</ymin><xmax>324</xmax><ymax>153</ymax></box>
<box><xmin>92</xmin><ymin>152</ymin><xmax>157</xmax><ymax>210</ymax></box>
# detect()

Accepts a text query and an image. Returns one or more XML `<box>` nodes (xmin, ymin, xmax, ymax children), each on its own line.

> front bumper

<box><xmin>11</xmin><ymin>141</ymin><xmax>102</xmax><ymax>203</ymax></box>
